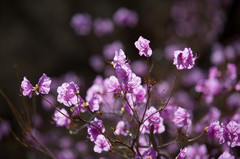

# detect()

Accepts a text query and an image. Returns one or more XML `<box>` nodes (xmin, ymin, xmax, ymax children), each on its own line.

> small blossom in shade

<box><xmin>134</xmin><ymin>36</ymin><xmax>152</xmax><ymax>57</ymax></box>
<box><xmin>57</xmin><ymin>81</ymin><xmax>81</xmax><ymax>107</ymax></box>
<box><xmin>141</xmin><ymin>148</ymin><xmax>158</xmax><ymax>159</ymax></box>
<box><xmin>21</xmin><ymin>73</ymin><xmax>51</xmax><ymax>98</ymax></box>
<box><xmin>221</xmin><ymin>120</ymin><xmax>240</xmax><ymax>147</ymax></box>
<box><xmin>70</xmin><ymin>13</ymin><xmax>92</xmax><ymax>35</ymax></box>
<box><xmin>52</xmin><ymin>108</ymin><xmax>70</xmax><ymax>127</ymax></box>
<box><xmin>103</xmin><ymin>41</ymin><xmax>124</xmax><ymax>60</ymax></box>
<box><xmin>21</xmin><ymin>77</ymin><xmax>34</xmax><ymax>98</ymax></box>
<box><xmin>142</xmin><ymin>106</ymin><xmax>165</xmax><ymax>134</ymax></box>
<box><xmin>0</xmin><ymin>120</ymin><xmax>10</xmax><ymax>141</ymax></box>
<box><xmin>113</xmin><ymin>7</ymin><xmax>138</xmax><ymax>27</ymax></box>
<box><xmin>114</xmin><ymin>121</ymin><xmax>127</xmax><ymax>136</ymax></box>
<box><xmin>176</xmin><ymin>147</ymin><xmax>188</xmax><ymax>159</ymax></box>
<box><xmin>173</xmin><ymin>48</ymin><xmax>197</xmax><ymax>70</ymax></box>
<box><xmin>87</xmin><ymin>118</ymin><xmax>105</xmax><ymax>142</ymax></box>
<box><xmin>172</xmin><ymin>107</ymin><xmax>192</xmax><ymax>128</ymax></box>
<box><xmin>93</xmin><ymin>134</ymin><xmax>111</xmax><ymax>153</ymax></box>
<box><xmin>93</xmin><ymin>18</ymin><xmax>114</xmax><ymax>37</ymax></box>
<box><xmin>218</xmin><ymin>151</ymin><xmax>235</xmax><ymax>159</ymax></box>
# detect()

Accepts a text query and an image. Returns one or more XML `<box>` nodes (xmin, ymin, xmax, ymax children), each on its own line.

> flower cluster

<box><xmin>10</xmin><ymin>34</ymin><xmax>240</xmax><ymax>159</ymax></box>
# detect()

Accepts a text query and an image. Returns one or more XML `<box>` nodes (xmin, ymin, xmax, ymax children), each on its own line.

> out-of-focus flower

<box><xmin>0</xmin><ymin>120</ymin><xmax>10</xmax><ymax>141</ymax></box>
<box><xmin>186</xmin><ymin>144</ymin><xmax>209</xmax><ymax>159</ymax></box>
<box><xmin>134</xmin><ymin>36</ymin><xmax>152</xmax><ymax>57</ymax></box>
<box><xmin>103</xmin><ymin>41</ymin><xmax>123</xmax><ymax>60</ymax></box>
<box><xmin>131</xmin><ymin>60</ymin><xmax>147</xmax><ymax>76</ymax></box>
<box><xmin>52</xmin><ymin>108</ymin><xmax>71</xmax><ymax>127</ymax></box>
<box><xmin>89</xmin><ymin>55</ymin><xmax>105</xmax><ymax>72</ymax></box>
<box><xmin>113</xmin><ymin>7</ymin><xmax>138</xmax><ymax>27</ymax></box>
<box><xmin>70</xmin><ymin>13</ymin><xmax>92</xmax><ymax>35</ymax></box>
<box><xmin>195</xmin><ymin>67</ymin><xmax>221</xmax><ymax>104</ymax></box>
<box><xmin>93</xmin><ymin>18</ymin><xmax>114</xmax><ymax>36</ymax></box>
<box><xmin>218</xmin><ymin>151</ymin><xmax>235</xmax><ymax>159</ymax></box>
<box><xmin>114</xmin><ymin>121</ymin><xmax>127</xmax><ymax>136</ymax></box>
<box><xmin>172</xmin><ymin>107</ymin><xmax>192</xmax><ymax>128</ymax></box>
<box><xmin>93</xmin><ymin>134</ymin><xmax>111</xmax><ymax>153</ymax></box>
<box><xmin>21</xmin><ymin>73</ymin><xmax>51</xmax><ymax>98</ymax></box>
<box><xmin>173</xmin><ymin>48</ymin><xmax>197</xmax><ymax>70</ymax></box>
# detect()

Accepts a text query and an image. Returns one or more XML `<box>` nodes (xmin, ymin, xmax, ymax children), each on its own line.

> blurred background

<box><xmin>0</xmin><ymin>0</ymin><xmax>240</xmax><ymax>158</ymax></box>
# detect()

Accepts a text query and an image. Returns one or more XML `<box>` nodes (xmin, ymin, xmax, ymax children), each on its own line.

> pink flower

<box><xmin>114</xmin><ymin>121</ymin><xmax>127</xmax><ymax>136</ymax></box>
<box><xmin>113</xmin><ymin>49</ymin><xmax>127</xmax><ymax>68</ymax></box>
<box><xmin>36</xmin><ymin>73</ymin><xmax>52</xmax><ymax>95</ymax></box>
<box><xmin>176</xmin><ymin>147</ymin><xmax>188</xmax><ymax>159</ymax></box>
<box><xmin>142</xmin><ymin>106</ymin><xmax>165</xmax><ymax>134</ymax></box>
<box><xmin>57</xmin><ymin>81</ymin><xmax>82</xmax><ymax>107</ymax></box>
<box><xmin>21</xmin><ymin>73</ymin><xmax>51</xmax><ymax>98</ymax></box>
<box><xmin>113</xmin><ymin>7</ymin><xmax>138</xmax><ymax>28</ymax></box>
<box><xmin>218</xmin><ymin>151</ymin><xmax>235</xmax><ymax>159</ymax></box>
<box><xmin>21</xmin><ymin>77</ymin><xmax>33</xmax><ymax>98</ymax></box>
<box><xmin>134</xmin><ymin>36</ymin><xmax>152</xmax><ymax>57</ymax></box>
<box><xmin>70</xmin><ymin>13</ymin><xmax>92</xmax><ymax>35</ymax></box>
<box><xmin>87</xmin><ymin>118</ymin><xmax>105</xmax><ymax>142</ymax></box>
<box><xmin>93</xmin><ymin>134</ymin><xmax>111</xmax><ymax>153</ymax></box>
<box><xmin>52</xmin><ymin>108</ymin><xmax>71</xmax><ymax>127</ymax></box>
<box><xmin>172</xmin><ymin>107</ymin><xmax>192</xmax><ymax>128</ymax></box>
<box><xmin>173</xmin><ymin>48</ymin><xmax>197</xmax><ymax>70</ymax></box>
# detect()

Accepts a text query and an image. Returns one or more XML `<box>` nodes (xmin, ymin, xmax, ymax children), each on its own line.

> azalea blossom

<box><xmin>21</xmin><ymin>73</ymin><xmax>51</xmax><ymax>98</ymax></box>
<box><xmin>173</xmin><ymin>48</ymin><xmax>197</xmax><ymax>70</ymax></box>
<box><xmin>93</xmin><ymin>134</ymin><xmax>111</xmax><ymax>153</ymax></box>
<box><xmin>134</xmin><ymin>36</ymin><xmax>152</xmax><ymax>57</ymax></box>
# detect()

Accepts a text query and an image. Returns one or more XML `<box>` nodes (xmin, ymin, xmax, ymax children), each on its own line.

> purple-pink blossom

<box><xmin>172</xmin><ymin>107</ymin><xmax>192</xmax><ymax>128</ymax></box>
<box><xmin>207</xmin><ymin>121</ymin><xmax>222</xmax><ymax>139</ymax></box>
<box><xmin>142</xmin><ymin>106</ymin><xmax>165</xmax><ymax>134</ymax></box>
<box><xmin>70</xmin><ymin>13</ymin><xmax>92</xmax><ymax>35</ymax></box>
<box><xmin>134</xmin><ymin>36</ymin><xmax>152</xmax><ymax>57</ymax></box>
<box><xmin>93</xmin><ymin>18</ymin><xmax>114</xmax><ymax>37</ymax></box>
<box><xmin>93</xmin><ymin>134</ymin><xmax>111</xmax><ymax>153</ymax></box>
<box><xmin>220</xmin><ymin>120</ymin><xmax>240</xmax><ymax>147</ymax></box>
<box><xmin>114</xmin><ymin>121</ymin><xmax>127</xmax><ymax>136</ymax></box>
<box><xmin>113</xmin><ymin>7</ymin><xmax>138</xmax><ymax>27</ymax></box>
<box><xmin>57</xmin><ymin>81</ymin><xmax>82</xmax><ymax>107</ymax></box>
<box><xmin>113</xmin><ymin>49</ymin><xmax>127</xmax><ymax>68</ymax></box>
<box><xmin>103</xmin><ymin>41</ymin><xmax>124</xmax><ymax>60</ymax></box>
<box><xmin>176</xmin><ymin>147</ymin><xmax>188</xmax><ymax>159</ymax></box>
<box><xmin>87</xmin><ymin>117</ymin><xmax>105</xmax><ymax>142</ymax></box>
<box><xmin>52</xmin><ymin>108</ymin><xmax>71</xmax><ymax>127</ymax></box>
<box><xmin>173</xmin><ymin>48</ymin><xmax>197</xmax><ymax>70</ymax></box>
<box><xmin>218</xmin><ymin>151</ymin><xmax>235</xmax><ymax>159</ymax></box>
<box><xmin>21</xmin><ymin>73</ymin><xmax>51</xmax><ymax>98</ymax></box>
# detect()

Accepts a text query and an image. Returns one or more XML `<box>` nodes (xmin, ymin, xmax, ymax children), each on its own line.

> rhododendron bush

<box><xmin>1</xmin><ymin>1</ymin><xmax>240</xmax><ymax>159</ymax></box>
